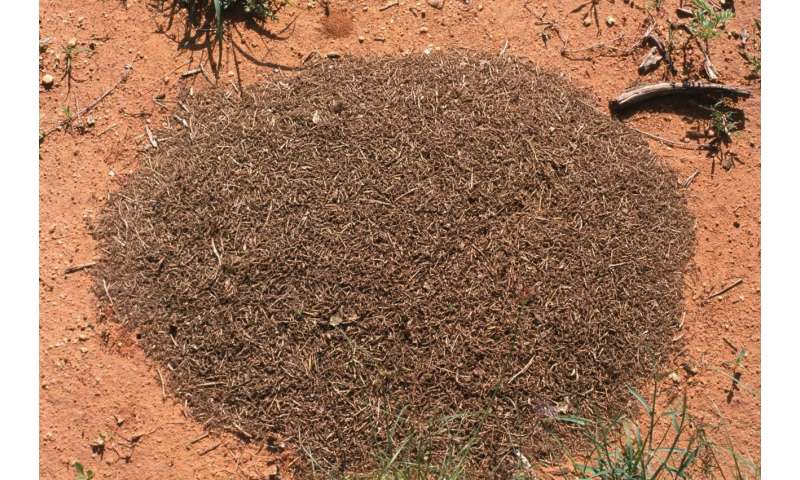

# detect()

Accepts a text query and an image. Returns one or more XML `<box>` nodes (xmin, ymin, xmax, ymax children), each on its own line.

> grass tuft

<box><xmin>558</xmin><ymin>380</ymin><xmax>759</xmax><ymax>480</ymax></box>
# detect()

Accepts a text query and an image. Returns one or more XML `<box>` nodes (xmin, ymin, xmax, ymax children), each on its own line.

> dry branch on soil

<box><xmin>610</xmin><ymin>81</ymin><xmax>751</xmax><ymax>112</ymax></box>
<box><xmin>93</xmin><ymin>52</ymin><xmax>694</xmax><ymax>477</ymax></box>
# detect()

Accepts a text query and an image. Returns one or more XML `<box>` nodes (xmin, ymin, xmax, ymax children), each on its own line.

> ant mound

<box><xmin>94</xmin><ymin>52</ymin><xmax>694</xmax><ymax>476</ymax></box>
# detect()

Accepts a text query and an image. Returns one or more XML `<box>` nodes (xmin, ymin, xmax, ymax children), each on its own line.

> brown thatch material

<box><xmin>93</xmin><ymin>51</ymin><xmax>694</xmax><ymax>477</ymax></box>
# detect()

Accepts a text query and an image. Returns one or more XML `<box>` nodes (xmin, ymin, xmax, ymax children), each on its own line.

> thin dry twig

<box><xmin>706</xmin><ymin>278</ymin><xmax>744</xmax><ymax>301</ymax></box>
<box><xmin>629</xmin><ymin>126</ymin><xmax>711</xmax><ymax>150</ymax></box>
<box><xmin>199</xmin><ymin>442</ymin><xmax>222</xmax><ymax>456</ymax></box>
<box><xmin>186</xmin><ymin>432</ymin><xmax>210</xmax><ymax>448</ymax></box>
<box><xmin>65</xmin><ymin>261</ymin><xmax>97</xmax><ymax>274</ymax></box>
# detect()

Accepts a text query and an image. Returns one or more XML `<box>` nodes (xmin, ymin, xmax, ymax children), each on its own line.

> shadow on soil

<box><xmin>150</xmin><ymin>0</ymin><xmax>302</xmax><ymax>78</ymax></box>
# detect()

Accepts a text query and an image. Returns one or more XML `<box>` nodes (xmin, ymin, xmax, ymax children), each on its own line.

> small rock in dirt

<box><xmin>358</xmin><ymin>35</ymin><xmax>365</xmax><ymax>43</ymax></box>
<box><xmin>67</xmin><ymin>37</ymin><xmax>77</xmax><ymax>48</ymax></box>
<box><xmin>583</xmin><ymin>17</ymin><xmax>592</xmax><ymax>27</ymax></box>
<box><xmin>683</xmin><ymin>362</ymin><xmax>699</xmax><ymax>376</ymax></box>
<box><xmin>326</xmin><ymin>51</ymin><xmax>341</xmax><ymax>59</ymax></box>
<box><xmin>311</xmin><ymin>111</ymin><xmax>321</xmax><ymax>124</ymax></box>
<box><xmin>606</xmin><ymin>16</ymin><xmax>616</xmax><ymax>27</ymax></box>
<box><xmin>668</xmin><ymin>372</ymin><xmax>682</xmax><ymax>384</ymax></box>
<box><xmin>374</xmin><ymin>35</ymin><xmax>386</xmax><ymax>42</ymax></box>
<box><xmin>78</xmin><ymin>333</ymin><xmax>90</xmax><ymax>341</ymax></box>
<box><xmin>41</xmin><ymin>74</ymin><xmax>54</xmax><ymax>89</ymax></box>
<box><xmin>419</xmin><ymin>26</ymin><xmax>429</xmax><ymax>34</ymax></box>
<box><xmin>638</xmin><ymin>46</ymin><xmax>663</xmax><ymax>74</ymax></box>
<box><xmin>676</xmin><ymin>7</ymin><xmax>693</xmax><ymax>18</ymax></box>
<box><xmin>721</xmin><ymin>154</ymin><xmax>734</xmax><ymax>171</ymax></box>
<box><xmin>80</xmin><ymin>347</ymin><xmax>89</xmax><ymax>354</ymax></box>
<box><xmin>427</xmin><ymin>0</ymin><xmax>444</xmax><ymax>9</ymax></box>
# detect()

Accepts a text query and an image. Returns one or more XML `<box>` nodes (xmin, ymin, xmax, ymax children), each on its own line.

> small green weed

<box><xmin>704</xmin><ymin>99</ymin><xmax>741</xmax><ymax>142</ymax></box>
<box><xmin>739</xmin><ymin>19</ymin><xmax>761</xmax><ymax>78</ymax></box>
<box><xmin>689</xmin><ymin>0</ymin><xmax>734</xmax><ymax>42</ymax></box>
<box><xmin>73</xmin><ymin>462</ymin><xmax>94</xmax><ymax>480</ymax></box>
<box><xmin>740</xmin><ymin>51</ymin><xmax>760</xmax><ymax>78</ymax></box>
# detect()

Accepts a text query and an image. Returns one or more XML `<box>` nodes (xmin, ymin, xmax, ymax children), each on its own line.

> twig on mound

<box><xmin>508</xmin><ymin>355</ymin><xmax>537</xmax><ymax>384</ymax></box>
<box><xmin>42</xmin><ymin>65</ymin><xmax>132</xmax><ymax>138</ymax></box>
<box><xmin>610</xmin><ymin>81</ymin><xmax>750</xmax><ymax>112</ymax></box>
<box><xmin>145</xmin><ymin>124</ymin><xmax>158</xmax><ymax>148</ymax></box>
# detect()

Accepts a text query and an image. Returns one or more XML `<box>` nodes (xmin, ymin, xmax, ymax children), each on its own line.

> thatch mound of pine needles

<box><xmin>94</xmin><ymin>52</ymin><xmax>693</xmax><ymax>477</ymax></box>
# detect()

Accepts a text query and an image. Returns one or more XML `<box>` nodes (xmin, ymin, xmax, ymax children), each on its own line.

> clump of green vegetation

<box><xmin>345</xmin><ymin>381</ymin><xmax>758</xmax><ymax>480</ymax></box>
<box><xmin>206</xmin><ymin>1</ymin><xmax>278</xmax><ymax>45</ymax></box>
<box><xmin>61</xmin><ymin>38</ymin><xmax>83</xmax><ymax>92</ymax></box>
<box><xmin>73</xmin><ymin>462</ymin><xmax>94</xmax><ymax>480</ymax></box>
<box><xmin>689</xmin><ymin>0</ymin><xmax>734</xmax><ymax>42</ymax></box>
<box><xmin>705</xmin><ymin>98</ymin><xmax>742</xmax><ymax>142</ymax></box>
<box><xmin>62</xmin><ymin>105</ymin><xmax>73</xmax><ymax>123</ymax></box>
<box><xmin>688</xmin><ymin>0</ymin><xmax>734</xmax><ymax>80</ymax></box>
<box><xmin>558</xmin><ymin>382</ymin><xmax>759</xmax><ymax>480</ymax></box>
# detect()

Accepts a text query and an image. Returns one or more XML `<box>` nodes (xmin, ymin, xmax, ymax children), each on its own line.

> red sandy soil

<box><xmin>39</xmin><ymin>0</ymin><xmax>761</xmax><ymax>478</ymax></box>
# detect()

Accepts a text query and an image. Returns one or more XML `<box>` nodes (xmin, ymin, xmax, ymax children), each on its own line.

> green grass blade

<box><xmin>213</xmin><ymin>0</ymin><xmax>223</xmax><ymax>50</ymax></box>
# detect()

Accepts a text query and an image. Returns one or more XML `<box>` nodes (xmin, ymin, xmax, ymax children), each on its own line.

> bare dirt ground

<box><xmin>39</xmin><ymin>0</ymin><xmax>760</xmax><ymax>478</ymax></box>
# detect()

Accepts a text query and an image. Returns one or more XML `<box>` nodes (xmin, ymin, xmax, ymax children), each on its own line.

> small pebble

<box><xmin>668</xmin><ymin>372</ymin><xmax>682</xmax><ymax>384</ymax></box>
<box><xmin>67</xmin><ymin>37</ymin><xmax>77</xmax><ymax>48</ymax></box>
<box><xmin>419</xmin><ymin>26</ymin><xmax>428</xmax><ymax>34</ymax></box>
<box><xmin>41</xmin><ymin>74</ymin><xmax>54</xmax><ymax>89</ymax></box>
<box><xmin>606</xmin><ymin>16</ymin><xmax>616</xmax><ymax>27</ymax></box>
<box><xmin>683</xmin><ymin>362</ymin><xmax>699</xmax><ymax>376</ymax></box>
<box><xmin>358</xmin><ymin>35</ymin><xmax>365</xmax><ymax>43</ymax></box>
<box><xmin>583</xmin><ymin>17</ymin><xmax>592</xmax><ymax>27</ymax></box>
